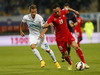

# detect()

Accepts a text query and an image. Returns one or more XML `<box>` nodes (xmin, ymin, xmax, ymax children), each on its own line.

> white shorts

<box><xmin>29</xmin><ymin>34</ymin><xmax>50</xmax><ymax>50</ymax></box>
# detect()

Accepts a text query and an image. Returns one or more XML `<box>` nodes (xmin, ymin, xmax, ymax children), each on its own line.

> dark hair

<box><xmin>52</xmin><ymin>3</ymin><xmax>60</xmax><ymax>9</ymax></box>
<box><xmin>29</xmin><ymin>4</ymin><xmax>36</xmax><ymax>11</ymax></box>
<box><xmin>64</xmin><ymin>3</ymin><xmax>70</xmax><ymax>7</ymax></box>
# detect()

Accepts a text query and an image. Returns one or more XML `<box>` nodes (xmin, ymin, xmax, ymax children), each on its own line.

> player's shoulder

<box><xmin>36</xmin><ymin>14</ymin><xmax>43</xmax><ymax>18</ymax></box>
<box><xmin>61</xmin><ymin>9</ymin><xmax>65</xmax><ymax>13</ymax></box>
<box><xmin>61</xmin><ymin>9</ymin><xmax>68</xmax><ymax>15</ymax></box>
<box><xmin>23</xmin><ymin>14</ymin><xmax>30</xmax><ymax>19</ymax></box>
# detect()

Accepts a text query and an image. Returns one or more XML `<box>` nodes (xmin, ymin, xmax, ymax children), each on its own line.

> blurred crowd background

<box><xmin>0</xmin><ymin>0</ymin><xmax>95</xmax><ymax>16</ymax></box>
<box><xmin>0</xmin><ymin>0</ymin><xmax>99</xmax><ymax>35</ymax></box>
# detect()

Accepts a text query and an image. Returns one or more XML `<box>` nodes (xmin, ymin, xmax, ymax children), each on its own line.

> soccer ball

<box><xmin>75</xmin><ymin>61</ymin><xmax>85</xmax><ymax>71</ymax></box>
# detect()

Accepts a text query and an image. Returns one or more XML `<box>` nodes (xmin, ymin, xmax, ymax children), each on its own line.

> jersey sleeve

<box><xmin>81</xmin><ymin>18</ymin><xmax>83</xmax><ymax>24</ymax></box>
<box><xmin>63</xmin><ymin>8</ymin><xmax>68</xmax><ymax>14</ymax></box>
<box><xmin>46</xmin><ymin>15</ymin><xmax>53</xmax><ymax>24</ymax></box>
<box><xmin>39</xmin><ymin>16</ymin><xmax>45</xmax><ymax>26</ymax></box>
<box><xmin>22</xmin><ymin>15</ymin><xmax>27</xmax><ymax>23</ymax></box>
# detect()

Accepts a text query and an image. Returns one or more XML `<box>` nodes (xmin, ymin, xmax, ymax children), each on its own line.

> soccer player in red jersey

<box><xmin>74</xmin><ymin>15</ymin><xmax>83</xmax><ymax>47</ymax></box>
<box><xmin>39</xmin><ymin>4</ymin><xmax>90</xmax><ymax>70</ymax></box>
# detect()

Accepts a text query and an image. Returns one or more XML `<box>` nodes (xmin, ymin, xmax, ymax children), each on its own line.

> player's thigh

<box><xmin>57</xmin><ymin>41</ymin><xmax>67</xmax><ymax>54</ymax></box>
<box><xmin>67</xmin><ymin>32</ymin><xmax>75</xmax><ymax>45</ymax></box>
<box><xmin>40</xmin><ymin>35</ymin><xmax>50</xmax><ymax>51</ymax></box>
<box><xmin>29</xmin><ymin>34</ymin><xmax>39</xmax><ymax>47</ymax></box>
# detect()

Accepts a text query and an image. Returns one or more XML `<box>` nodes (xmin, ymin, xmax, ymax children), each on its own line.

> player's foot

<box><xmin>54</xmin><ymin>62</ymin><xmax>61</xmax><ymax>69</ymax></box>
<box><xmin>85</xmin><ymin>63</ymin><xmax>90</xmax><ymax>69</ymax></box>
<box><xmin>62</xmin><ymin>59</ymin><xmax>65</xmax><ymax>62</ymax></box>
<box><xmin>68</xmin><ymin>63</ymin><xmax>73</xmax><ymax>70</ymax></box>
<box><xmin>40</xmin><ymin>60</ymin><xmax>45</xmax><ymax>68</ymax></box>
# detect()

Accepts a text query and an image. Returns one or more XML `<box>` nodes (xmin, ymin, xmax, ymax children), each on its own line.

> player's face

<box><xmin>30</xmin><ymin>9</ymin><xmax>37</xmax><ymax>18</ymax></box>
<box><xmin>53</xmin><ymin>7</ymin><xmax>61</xmax><ymax>16</ymax></box>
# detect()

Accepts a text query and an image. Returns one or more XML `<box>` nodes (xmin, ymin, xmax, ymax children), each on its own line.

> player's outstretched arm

<box><xmin>42</xmin><ymin>22</ymin><xmax>50</xmax><ymax>28</ymax></box>
<box><xmin>39</xmin><ymin>22</ymin><xmax>53</xmax><ymax>39</ymax></box>
<box><xmin>38</xmin><ymin>28</ymin><xmax>48</xmax><ymax>39</ymax></box>
<box><xmin>67</xmin><ymin>8</ymin><xmax>80</xmax><ymax>16</ymax></box>
<box><xmin>20</xmin><ymin>21</ymin><xmax>25</xmax><ymax>37</ymax></box>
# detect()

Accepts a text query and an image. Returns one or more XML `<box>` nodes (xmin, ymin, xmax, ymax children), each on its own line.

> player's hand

<box><xmin>69</xmin><ymin>24</ymin><xmax>74</xmax><ymax>27</ymax></box>
<box><xmin>38</xmin><ymin>34</ymin><xmax>43</xmax><ymax>39</ymax></box>
<box><xmin>20</xmin><ymin>32</ymin><xmax>25</xmax><ymax>37</ymax></box>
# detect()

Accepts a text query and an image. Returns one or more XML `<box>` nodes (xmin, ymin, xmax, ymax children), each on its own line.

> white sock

<box><xmin>48</xmin><ymin>50</ymin><xmax>57</xmax><ymax>63</ymax></box>
<box><xmin>32</xmin><ymin>48</ymin><xmax>42</xmax><ymax>61</ymax></box>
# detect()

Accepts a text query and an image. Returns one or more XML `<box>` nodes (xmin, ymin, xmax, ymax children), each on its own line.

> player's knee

<box><xmin>72</xmin><ymin>42</ymin><xmax>79</xmax><ymax>50</ymax></box>
<box><xmin>74</xmin><ymin>45</ymin><xmax>79</xmax><ymax>50</ymax></box>
<box><xmin>64</xmin><ymin>51</ymin><xmax>68</xmax><ymax>58</ymax></box>
<box><xmin>46</xmin><ymin>50</ymin><xmax>50</xmax><ymax>53</ymax></box>
<box><xmin>31</xmin><ymin>44</ymin><xmax>36</xmax><ymax>49</ymax></box>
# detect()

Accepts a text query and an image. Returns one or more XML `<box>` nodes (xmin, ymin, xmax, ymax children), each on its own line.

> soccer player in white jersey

<box><xmin>20</xmin><ymin>4</ymin><xmax>61</xmax><ymax>69</ymax></box>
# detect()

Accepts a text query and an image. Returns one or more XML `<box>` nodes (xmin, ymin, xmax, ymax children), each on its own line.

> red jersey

<box><xmin>74</xmin><ymin>17</ymin><xmax>83</xmax><ymax>32</ymax></box>
<box><xmin>47</xmin><ymin>9</ymin><xmax>69</xmax><ymax>41</ymax></box>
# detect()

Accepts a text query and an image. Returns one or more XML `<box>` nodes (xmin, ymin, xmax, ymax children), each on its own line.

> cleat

<box><xmin>62</xmin><ymin>59</ymin><xmax>65</xmax><ymax>62</ymax></box>
<box><xmin>54</xmin><ymin>62</ymin><xmax>61</xmax><ymax>69</ymax></box>
<box><xmin>68</xmin><ymin>63</ymin><xmax>73</xmax><ymax>70</ymax></box>
<box><xmin>68</xmin><ymin>64</ymin><xmax>72</xmax><ymax>70</ymax></box>
<box><xmin>40</xmin><ymin>60</ymin><xmax>45</xmax><ymax>68</ymax></box>
<box><xmin>85</xmin><ymin>63</ymin><xmax>90</xmax><ymax>69</ymax></box>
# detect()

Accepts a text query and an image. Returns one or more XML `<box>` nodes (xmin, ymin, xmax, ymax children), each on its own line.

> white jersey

<box><xmin>22</xmin><ymin>14</ymin><xmax>45</xmax><ymax>36</ymax></box>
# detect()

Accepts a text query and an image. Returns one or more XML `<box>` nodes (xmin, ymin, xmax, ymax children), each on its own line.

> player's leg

<box><xmin>87</xmin><ymin>32</ymin><xmax>92</xmax><ymax>44</ymax></box>
<box><xmin>71</xmin><ymin>41</ymin><xmax>90</xmax><ymax>69</ymax></box>
<box><xmin>57</xmin><ymin>41</ymin><xmax>72</xmax><ymax>70</ymax></box>
<box><xmin>67</xmin><ymin>44</ymin><xmax>71</xmax><ymax>55</ymax></box>
<box><xmin>62</xmin><ymin>44</ymin><xmax>71</xmax><ymax>62</ymax></box>
<box><xmin>89</xmin><ymin>33</ymin><xmax>93</xmax><ymax>44</ymax></box>
<box><xmin>61</xmin><ymin>53</ymin><xmax>65</xmax><ymax>62</ymax></box>
<box><xmin>31</xmin><ymin>44</ymin><xmax>45</xmax><ymax>68</ymax></box>
<box><xmin>29</xmin><ymin>35</ymin><xmax>45</xmax><ymax>68</ymax></box>
<box><xmin>77</xmin><ymin>37</ymin><xmax>82</xmax><ymax>47</ymax></box>
<box><xmin>41</xmin><ymin>35</ymin><xmax>61</xmax><ymax>69</ymax></box>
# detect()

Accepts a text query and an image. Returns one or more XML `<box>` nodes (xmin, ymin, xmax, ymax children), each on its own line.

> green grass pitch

<box><xmin>0</xmin><ymin>44</ymin><xmax>100</xmax><ymax>75</ymax></box>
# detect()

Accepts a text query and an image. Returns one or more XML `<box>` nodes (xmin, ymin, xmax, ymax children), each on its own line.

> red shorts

<box><xmin>74</xmin><ymin>29</ymin><xmax>82</xmax><ymax>38</ymax></box>
<box><xmin>65</xmin><ymin>30</ymin><xmax>75</xmax><ymax>45</ymax></box>
<box><xmin>56</xmin><ymin>31</ymin><xmax>75</xmax><ymax>54</ymax></box>
<box><xmin>57</xmin><ymin>40</ymin><xmax>67</xmax><ymax>54</ymax></box>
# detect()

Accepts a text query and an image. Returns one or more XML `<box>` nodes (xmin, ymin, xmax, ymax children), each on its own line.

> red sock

<box><xmin>65</xmin><ymin>56</ymin><xmax>72</xmax><ymax>65</ymax></box>
<box><xmin>77</xmin><ymin>40</ymin><xmax>80</xmax><ymax>47</ymax></box>
<box><xmin>76</xmin><ymin>49</ymin><xmax>85</xmax><ymax>63</ymax></box>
